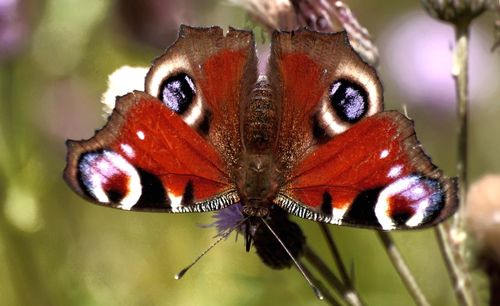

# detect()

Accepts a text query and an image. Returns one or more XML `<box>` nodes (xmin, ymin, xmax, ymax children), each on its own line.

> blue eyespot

<box><xmin>329</xmin><ymin>80</ymin><xmax>368</xmax><ymax>123</ymax></box>
<box><xmin>159</xmin><ymin>73</ymin><xmax>196</xmax><ymax>114</ymax></box>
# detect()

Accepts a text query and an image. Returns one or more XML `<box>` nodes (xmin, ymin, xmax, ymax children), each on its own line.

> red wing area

<box><xmin>268</xmin><ymin>30</ymin><xmax>383</xmax><ymax>172</ymax></box>
<box><xmin>276</xmin><ymin>112</ymin><xmax>458</xmax><ymax>230</ymax></box>
<box><xmin>198</xmin><ymin>47</ymin><xmax>257</xmax><ymax>167</ymax></box>
<box><xmin>271</xmin><ymin>51</ymin><xmax>329</xmax><ymax>171</ymax></box>
<box><xmin>145</xmin><ymin>26</ymin><xmax>258</xmax><ymax>170</ymax></box>
<box><xmin>64</xmin><ymin>92</ymin><xmax>239</xmax><ymax>212</ymax></box>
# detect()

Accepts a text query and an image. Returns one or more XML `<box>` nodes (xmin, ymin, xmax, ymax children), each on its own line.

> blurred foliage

<box><xmin>0</xmin><ymin>0</ymin><xmax>498</xmax><ymax>306</ymax></box>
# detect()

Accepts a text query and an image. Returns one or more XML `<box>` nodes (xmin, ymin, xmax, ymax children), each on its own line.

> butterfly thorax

<box><xmin>242</xmin><ymin>76</ymin><xmax>278</xmax><ymax>154</ymax></box>
<box><xmin>235</xmin><ymin>153</ymin><xmax>280</xmax><ymax>218</ymax></box>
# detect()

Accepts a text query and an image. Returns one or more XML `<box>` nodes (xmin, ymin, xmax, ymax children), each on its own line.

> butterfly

<box><xmin>64</xmin><ymin>25</ymin><xmax>458</xmax><ymax>264</ymax></box>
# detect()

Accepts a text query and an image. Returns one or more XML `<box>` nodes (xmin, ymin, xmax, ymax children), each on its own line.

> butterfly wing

<box><xmin>145</xmin><ymin>25</ymin><xmax>257</xmax><ymax>169</ymax></box>
<box><xmin>64</xmin><ymin>26</ymin><xmax>257</xmax><ymax>212</ymax></box>
<box><xmin>64</xmin><ymin>92</ymin><xmax>238</xmax><ymax>212</ymax></box>
<box><xmin>268</xmin><ymin>29</ymin><xmax>383</xmax><ymax>173</ymax></box>
<box><xmin>277</xmin><ymin>112</ymin><xmax>458</xmax><ymax>229</ymax></box>
<box><xmin>268</xmin><ymin>29</ymin><xmax>457</xmax><ymax>229</ymax></box>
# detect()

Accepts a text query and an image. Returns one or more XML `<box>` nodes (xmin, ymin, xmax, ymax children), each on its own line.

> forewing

<box><xmin>65</xmin><ymin>26</ymin><xmax>259</xmax><ymax>212</ymax></box>
<box><xmin>267</xmin><ymin>29</ymin><xmax>382</xmax><ymax>173</ymax></box>
<box><xmin>145</xmin><ymin>25</ymin><xmax>258</xmax><ymax>169</ymax></box>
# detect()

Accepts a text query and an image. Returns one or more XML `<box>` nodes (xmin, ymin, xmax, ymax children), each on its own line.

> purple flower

<box><xmin>202</xmin><ymin>203</ymin><xmax>247</xmax><ymax>238</ymax></box>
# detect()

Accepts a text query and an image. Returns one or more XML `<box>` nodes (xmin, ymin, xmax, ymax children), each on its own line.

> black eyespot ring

<box><xmin>159</xmin><ymin>73</ymin><xmax>196</xmax><ymax>114</ymax></box>
<box><xmin>329</xmin><ymin>79</ymin><xmax>368</xmax><ymax>123</ymax></box>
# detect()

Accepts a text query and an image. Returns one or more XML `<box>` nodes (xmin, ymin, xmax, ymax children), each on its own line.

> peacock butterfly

<box><xmin>64</xmin><ymin>26</ymin><xmax>458</xmax><ymax>260</ymax></box>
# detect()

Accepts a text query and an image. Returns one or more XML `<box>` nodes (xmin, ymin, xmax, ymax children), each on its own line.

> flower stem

<box><xmin>434</xmin><ymin>18</ymin><xmax>478</xmax><ymax>306</ymax></box>
<box><xmin>303</xmin><ymin>245</ymin><xmax>366</xmax><ymax>306</ymax></box>
<box><xmin>453</xmin><ymin>19</ymin><xmax>469</xmax><ymax>241</ymax></box>
<box><xmin>318</xmin><ymin>223</ymin><xmax>352</xmax><ymax>287</ymax></box>
<box><xmin>435</xmin><ymin>224</ymin><xmax>476</xmax><ymax>306</ymax></box>
<box><xmin>298</xmin><ymin>260</ymin><xmax>343</xmax><ymax>306</ymax></box>
<box><xmin>377</xmin><ymin>231</ymin><xmax>430</xmax><ymax>306</ymax></box>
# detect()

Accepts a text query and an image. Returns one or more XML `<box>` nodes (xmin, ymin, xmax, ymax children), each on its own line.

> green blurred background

<box><xmin>0</xmin><ymin>0</ymin><xmax>498</xmax><ymax>305</ymax></box>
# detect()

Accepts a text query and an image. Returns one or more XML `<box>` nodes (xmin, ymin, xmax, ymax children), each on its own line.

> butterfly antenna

<box><xmin>175</xmin><ymin>219</ymin><xmax>246</xmax><ymax>280</ymax></box>
<box><xmin>260</xmin><ymin>217</ymin><xmax>324</xmax><ymax>300</ymax></box>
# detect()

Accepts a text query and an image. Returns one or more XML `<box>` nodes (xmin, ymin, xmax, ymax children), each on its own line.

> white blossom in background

<box><xmin>101</xmin><ymin>66</ymin><xmax>149</xmax><ymax>115</ymax></box>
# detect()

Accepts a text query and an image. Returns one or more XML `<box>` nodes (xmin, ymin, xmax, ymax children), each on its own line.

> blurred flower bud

<box><xmin>230</xmin><ymin>0</ymin><xmax>378</xmax><ymax>66</ymax></box>
<box><xmin>493</xmin><ymin>1</ymin><xmax>499</xmax><ymax>51</ymax></box>
<box><xmin>420</xmin><ymin>0</ymin><xmax>488</xmax><ymax>24</ymax></box>
<box><xmin>289</xmin><ymin>0</ymin><xmax>379</xmax><ymax>66</ymax></box>
<box><xmin>466</xmin><ymin>175</ymin><xmax>500</xmax><ymax>305</ymax></box>
<box><xmin>0</xmin><ymin>0</ymin><xmax>34</xmax><ymax>60</ymax></box>
<box><xmin>466</xmin><ymin>175</ymin><xmax>500</xmax><ymax>265</ymax></box>
<box><xmin>230</xmin><ymin>0</ymin><xmax>295</xmax><ymax>31</ymax></box>
<box><xmin>4</xmin><ymin>184</ymin><xmax>42</xmax><ymax>233</ymax></box>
